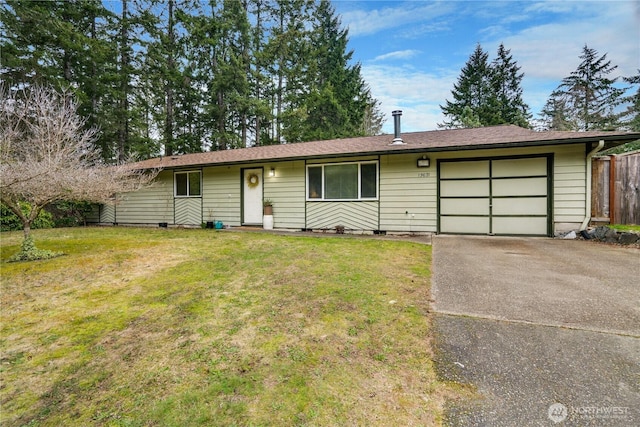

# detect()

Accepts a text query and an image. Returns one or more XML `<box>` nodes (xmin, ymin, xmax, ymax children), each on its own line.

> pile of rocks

<box><xmin>580</xmin><ymin>226</ymin><xmax>640</xmax><ymax>245</ymax></box>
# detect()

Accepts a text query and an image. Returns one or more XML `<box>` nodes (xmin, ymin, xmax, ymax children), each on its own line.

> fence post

<box><xmin>609</xmin><ymin>155</ymin><xmax>616</xmax><ymax>224</ymax></box>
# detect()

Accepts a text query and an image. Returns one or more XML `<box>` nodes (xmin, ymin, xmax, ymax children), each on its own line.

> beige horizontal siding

<box><xmin>380</xmin><ymin>153</ymin><xmax>436</xmax><ymax>232</ymax></box>
<box><xmin>202</xmin><ymin>166</ymin><xmax>242</xmax><ymax>226</ymax></box>
<box><xmin>114</xmin><ymin>170</ymin><xmax>174</xmax><ymax>224</ymax></box>
<box><xmin>553</xmin><ymin>146</ymin><xmax>586</xmax><ymax>223</ymax></box>
<box><xmin>264</xmin><ymin>161</ymin><xmax>306</xmax><ymax>229</ymax></box>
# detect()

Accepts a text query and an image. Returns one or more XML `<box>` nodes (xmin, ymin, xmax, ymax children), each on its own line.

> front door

<box><xmin>243</xmin><ymin>168</ymin><xmax>263</xmax><ymax>224</ymax></box>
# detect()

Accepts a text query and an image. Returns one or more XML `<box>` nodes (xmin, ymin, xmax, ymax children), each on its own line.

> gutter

<box><xmin>580</xmin><ymin>140</ymin><xmax>605</xmax><ymax>231</ymax></box>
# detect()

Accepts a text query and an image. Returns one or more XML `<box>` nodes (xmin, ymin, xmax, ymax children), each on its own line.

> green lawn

<box><xmin>609</xmin><ymin>224</ymin><xmax>640</xmax><ymax>232</ymax></box>
<box><xmin>1</xmin><ymin>227</ymin><xmax>463</xmax><ymax>426</ymax></box>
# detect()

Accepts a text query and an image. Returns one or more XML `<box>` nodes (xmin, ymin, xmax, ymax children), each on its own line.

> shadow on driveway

<box><xmin>431</xmin><ymin>236</ymin><xmax>639</xmax><ymax>426</ymax></box>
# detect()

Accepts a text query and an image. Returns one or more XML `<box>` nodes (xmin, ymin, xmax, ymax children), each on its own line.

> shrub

<box><xmin>48</xmin><ymin>201</ymin><xmax>95</xmax><ymax>227</ymax></box>
<box><xmin>1</xmin><ymin>202</ymin><xmax>55</xmax><ymax>232</ymax></box>
<box><xmin>8</xmin><ymin>236</ymin><xmax>63</xmax><ymax>262</ymax></box>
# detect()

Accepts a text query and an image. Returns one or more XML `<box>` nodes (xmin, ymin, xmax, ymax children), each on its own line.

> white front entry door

<box><xmin>243</xmin><ymin>168</ymin><xmax>263</xmax><ymax>224</ymax></box>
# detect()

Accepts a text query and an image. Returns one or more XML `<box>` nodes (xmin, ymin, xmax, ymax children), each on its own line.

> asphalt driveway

<box><xmin>431</xmin><ymin>235</ymin><xmax>640</xmax><ymax>426</ymax></box>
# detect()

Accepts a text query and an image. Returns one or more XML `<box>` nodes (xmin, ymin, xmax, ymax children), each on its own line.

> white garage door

<box><xmin>438</xmin><ymin>156</ymin><xmax>551</xmax><ymax>236</ymax></box>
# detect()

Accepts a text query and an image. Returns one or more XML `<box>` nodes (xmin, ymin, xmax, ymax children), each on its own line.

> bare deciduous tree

<box><xmin>1</xmin><ymin>85</ymin><xmax>158</xmax><ymax>258</ymax></box>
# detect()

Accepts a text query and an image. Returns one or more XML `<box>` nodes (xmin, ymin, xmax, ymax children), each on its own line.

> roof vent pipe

<box><xmin>391</xmin><ymin>110</ymin><xmax>404</xmax><ymax>145</ymax></box>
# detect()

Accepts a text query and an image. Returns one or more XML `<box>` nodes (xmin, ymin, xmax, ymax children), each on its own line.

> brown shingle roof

<box><xmin>129</xmin><ymin>125</ymin><xmax>640</xmax><ymax>170</ymax></box>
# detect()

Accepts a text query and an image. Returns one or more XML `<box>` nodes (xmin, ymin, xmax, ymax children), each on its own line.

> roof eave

<box><xmin>133</xmin><ymin>132</ymin><xmax>640</xmax><ymax>170</ymax></box>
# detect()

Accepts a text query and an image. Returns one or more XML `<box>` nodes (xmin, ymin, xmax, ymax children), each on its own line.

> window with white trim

<box><xmin>307</xmin><ymin>161</ymin><xmax>378</xmax><ymax>200</ymax></box>
<box><xmin>174</xmin><ymin>171</ymin><xmax>201</xmax><ymax>197</ymax></box>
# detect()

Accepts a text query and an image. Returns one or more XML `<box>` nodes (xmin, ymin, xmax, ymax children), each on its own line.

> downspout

<box><xmin>580</xmin><ymin>140</ymin><xmax>605</xmax><ymax>231</ymax></box>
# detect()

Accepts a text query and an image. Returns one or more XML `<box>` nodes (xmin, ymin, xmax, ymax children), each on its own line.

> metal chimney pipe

<box><xmin>391</xmin><ymin>110</ymin><xmax>404</xmax><ymax>144</ymax></box>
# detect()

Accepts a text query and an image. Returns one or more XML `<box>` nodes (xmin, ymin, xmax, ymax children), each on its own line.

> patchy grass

<box><xmin>1</xmin><ymin>227</ymin><xmax>465</xmax><ymax>426</ymax></box>
<box><xmin>609</xmin><ymin>224</ymin><xmax>640</xmax><ymax>232</ymax></box>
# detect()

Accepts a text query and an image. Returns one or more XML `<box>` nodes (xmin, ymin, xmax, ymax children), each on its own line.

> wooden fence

<box><xmin>592</xmin><ymin>151</ymin><xmax>640</xmax><ymax>225</ymax></box>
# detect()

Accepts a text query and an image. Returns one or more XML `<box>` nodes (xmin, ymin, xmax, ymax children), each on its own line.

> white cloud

<box><xmin>362</xmin><ymin>64</ymin><xmax>458</xmax><ymax>131</ymax></box>
<box><xmin>498</xmin><ymin>2</ymin><xmax>638</xmax><ymax>79</ymax></box>
<box><xmin>341</xmin><ymin>1</ymin><xmax>455</xmax><ymax>37</ymax></box>
<box><xmin>483</xmin><ymin>1</ymin><xmax>639</xmax><ymax>117</ymax></box>
<box><xmin>374</xmin><ymin>50</ymin><xmax>421</xmax><ymax>61</ymax></box>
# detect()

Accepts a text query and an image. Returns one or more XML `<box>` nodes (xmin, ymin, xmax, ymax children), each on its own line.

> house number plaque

<box><xmin>418</xmin><ymin>172</ymin><xmax>430</xmax><ymax>178</ymax></box>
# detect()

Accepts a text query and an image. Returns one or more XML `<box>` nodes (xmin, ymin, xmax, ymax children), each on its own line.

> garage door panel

<box><xmin>493</xmin><ymin>217</ymin><xmax>547</xmax><ymax>235</ymax></box>
<box><xmin>493</xmin><ymin>177</ymin><xmax>547</xmax><ymax>197</ymax></box>
<box><xmin>441</xmin><ymin>216</ymin><xmax>490</xmax><ymax>234</ymax></box>
<box><xmin>440</xmin><ymin>161</ymin><xmax>489</xmax><ymax>179</ymax></box>
<box><xmin>493</xmin><ymin>197</ymin><xmax>547</xmax><ymax>215</ymax></box>
<box><xmin>492</xmin><ymin>157</ymin><xmax>547</xmax><ymax>177</ymax></box>
<box><xmin>438</xmin><ymin>156</ymin><xmax>550</xmax><ymax>236</ymax></box>
<box><xmin>441</xmin><ymin>198</ymin><xmax>490</xmax><ymax>215</ymax></box>
<box><xmin>440</xmin><ymin>180</ymin><xmax>490</xmax><ymax>197</ymax></box>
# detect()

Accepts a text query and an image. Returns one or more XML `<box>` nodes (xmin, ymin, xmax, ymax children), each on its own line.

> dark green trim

<box><xmin>378</xmin><ymin>155</ymin><xmax>381</xmax><ymax>231</ymax></box>
<box><xmin>490</xmin><ymin>174</ymin><xmax>547</xmax><ymax>180</ymax></box>
<box><xmin>491</xmin><ymin>195</ymin><xmax>547</xmax><ymax>199</ymax></box>
<box><xmin>440</xmin><ymin>214</ymin><xmax>547</xmax><ymax>218</ymax></box>
<box><xmin>547</xmin><ymin>155</ymin><xmax>554</xmax><ymax>236</ymax></box>
<box><xmin>489</xmin><ymin>157</ymin><xmax>493</xmax><ymax>234</ymax></box>
<box><xmin>439</xmin><ymin>177</ymin><xmax>490</xmax><ymax>182</ymax></box>
<box><xmin>440</xmin><ymin>196</ymin><xmax>491</xmax><ymax>199</ymax></box>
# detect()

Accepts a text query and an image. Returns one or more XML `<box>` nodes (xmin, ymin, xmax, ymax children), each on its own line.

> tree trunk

<box><xmin>23</xmin><ymin>224</ymin><xmax>31</xmax><ymax>241</ymax></box>
<box><xmin>118</xmin><ymin>0</ymin><xmax>129</xmax><ymax>162</ymax></box>
<box><xmin>165</xmin><ymin>0</ymin><xmax>175</xmax><ymax>156</ymax></box>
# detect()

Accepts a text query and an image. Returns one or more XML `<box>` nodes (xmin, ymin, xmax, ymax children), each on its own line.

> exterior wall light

<box><xmin>417</xmin><ymin>157</ymin><xmax>430</xmax><ymax>168</ymax></box>
<box><xmin>269</xmin><ymin>167</ymin><xmax>275</xmax><ymax>177</ymax></box>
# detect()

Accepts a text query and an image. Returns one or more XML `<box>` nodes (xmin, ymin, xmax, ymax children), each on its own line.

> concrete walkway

<box><xmin>431</xmin><ymin>236</ymin><xmax>639</xmax><ymax>426</ymax></box>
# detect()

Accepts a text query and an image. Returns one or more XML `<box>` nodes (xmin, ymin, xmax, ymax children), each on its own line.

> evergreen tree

<box><xmin>2</xmin><ymin>0</ymin><xmax>384</xmax><ymax>155</ymax></box>
<box><xmin>246</xmin><ymin>0</ymin><xmax>275</xmax><ymax>146</ymax></box>
<box><xmin>539</xmin><ymin>90</ymin><xmax>577</xmax><ymax>131</ymax></box>
<box><xmin>284</xmin><ymin>0</ymin><xmax>381</xmax><ymax>141</ymax></box>
<box><xmin>0</xmin><ymin>0</ymin><xmax>122</xmax><ymax>159</ymax></box>
<box><xmin>619</xmin><ymin>70</ymin><xmax>640</xmax><ymax>132</ymax></box>
<box><xmin>491</xmin><ymin>43</ymin><xmax>531</xmax><ymax>128</ymax></box>
<box><xmin>440</xmin><ymin>43</ymin><xmax>531</xmax><ymax>129</ymax></box>
<box><xmin>141</xmin><ymin>0</ymin><xmax>203</xmax><ymax>155</ymax></box>
<box><xmin>439</xmin><ymin>44</ymin><xmax>493</xmax><ymax>128</ymax></box>
<box><xmin>263</xmin><ymin>0</ymin><xmax>313</xmax><ymax>144</ymax></box>
<box><xmin>544</xmin><ymin>44</ymin><xmax>625</xmax><ymax>131</ymax></box>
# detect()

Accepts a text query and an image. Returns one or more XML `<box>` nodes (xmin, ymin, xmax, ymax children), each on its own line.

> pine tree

<box><xmin>283</xmin><ymin>0</ymin><xmax>380</xmax><ymax>142</ymax></box>
<box><xmin>546</xmin><ymin>45</ymin><xmax>625</xmax><ymax>131</ymax></box>
<box><xmin>491</xmin><ymin>43</ymin><xmax>531</xmax><ymax>128</ymax></box>
<box><xmin>2</xmin><ymin>0</ymin><xmax>384</xmax><ymax>154</ymax></box>
<box><xmin>0</xmin><ymin>0</ymin><xmax>120</xmax><ymax>159</ymax></box>
<box><xmin>439</xmin><ymin>44</ymin><xmax>493</xmax><ymax>128</ymax></box>
<box><xmin>140</xmin><ymin>0</ymin><xmax>203</xmax><ymax>155</ymax></box>
<box><xmin>539</xmin><ymin>90</ymin><xmax>577</xmax><ymax>131</ymax></box>
<box><xmin>619</xmin><ymin>70</ymin><xmax>640</xmax><ymax>132</ymax></box>
<box><xmin>245</xmin><ymin>0</ymin><xmax>275</xmax><ymax>146</ymax></box>
<box><xmin>440</xmin><ymin>43</ymin><xmax>531</xmax><ymax>129</ymax></box>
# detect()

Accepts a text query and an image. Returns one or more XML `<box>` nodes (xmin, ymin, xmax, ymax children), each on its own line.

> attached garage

<box><xmin>438</xmin><ymin>155</ymin><xmax>552</xmax><ymax>236</ymax></box>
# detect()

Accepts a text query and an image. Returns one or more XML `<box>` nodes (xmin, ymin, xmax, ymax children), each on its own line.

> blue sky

<box><xmin>331</xmin><ymin>0</ymin><xmax>640</xmax><ymax>133</ymax></box>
